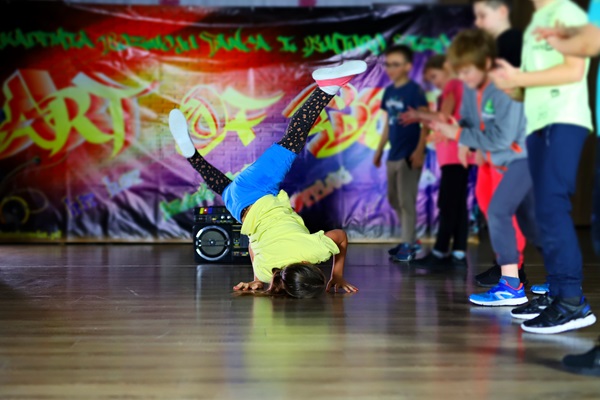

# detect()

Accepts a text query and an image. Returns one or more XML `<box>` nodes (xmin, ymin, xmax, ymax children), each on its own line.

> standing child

<box><xmin>472</xmin><ymin>0</ymin><xmax>529</xmax><ymax>288</ymax></box>
<box><xmin>399</xmin><ymin>54</ymin><xmax>472</xmax><ymax>269</ymax></box>
<box><xmin>374</xmin><ymin>45</ymin><xmax>429</xmax><ymax>262</ymax></box>
<box><xmin>492</xmin><ymin>0</ymin><xmax>596</xmax><ymax>334</ymax></box>
<box><xmin>431</xmin><ymin>29</ymin><xmax>540</xmax><ymax>307</ymax></box>
<box><xmin>168</xmin><ymin>61</ymin><xmax>366</xmax><ymax>297</ymax></box>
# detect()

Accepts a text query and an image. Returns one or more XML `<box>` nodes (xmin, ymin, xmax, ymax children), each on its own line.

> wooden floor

<box><xmin>1</xmin><ymin>233</ymin><xmax>600</xmax><ymax>400</ymax></box>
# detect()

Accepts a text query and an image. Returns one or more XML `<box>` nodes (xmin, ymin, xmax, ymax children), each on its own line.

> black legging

<box><xmin>187</xmin><ymin>88</ymin><xmax>334</xmax><ymax>195</ymax></box>
<box><xmin>434</xmin><ymin>165</ymin><xmax>471</xmax><ymax>253</ymax></box>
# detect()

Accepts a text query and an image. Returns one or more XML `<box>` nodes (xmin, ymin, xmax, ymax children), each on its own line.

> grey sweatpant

<box><xmin>387</xmin><ymin>159</ymin><xmax>421</xmax><ymax>243</ymax></box>
<box><xmin>487</xmin><ymin>159</ymin><xmax>540</xmax><ymax>265</ymax></box>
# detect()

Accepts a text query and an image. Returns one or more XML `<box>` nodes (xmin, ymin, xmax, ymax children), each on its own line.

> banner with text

<box><xmin>0</xmin><ymin>3</ymin><xmax>475</xmax><ymax>241</ymax></box>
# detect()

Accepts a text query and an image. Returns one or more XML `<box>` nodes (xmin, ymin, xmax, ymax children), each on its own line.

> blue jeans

<box><xmin>222</xmin><ymin>144</ymin><xmax>297</xmax><ymax>222</ymax></box>
<box><xmin>526</xmin><ymin>124</ymin><xmax>589</xmax><ymax>299</ymax></box>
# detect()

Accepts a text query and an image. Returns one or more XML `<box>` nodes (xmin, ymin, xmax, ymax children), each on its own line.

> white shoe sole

<box><xmin>470</xmin><ymin>297</ymin><xmax>529</xmax><ymax>307</ymax></box>
<box><xmin>312</xmin><ymin>60</ymin><xmax>367</xmax><ymax>81</ymax></box>
<box><xmin>511</xmin><ymin>312</ymin><xmax>540</xmax><ymax>320</ymax></box>
<box><xmin>521</xmin><ymin>314</ymin><xmax>597</xmax><ymax>334</ymax></box>
<box><xmin>168</xmin><ymin>109</ymin><xmax>189</xmax><ymax>137</ymax></box>
<box><xmin>531</xmin><ymin>289</ymin><xmax>549</xmax><ymax>295</ymax></box>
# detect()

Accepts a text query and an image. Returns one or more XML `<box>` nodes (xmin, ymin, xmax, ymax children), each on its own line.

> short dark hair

<box><xmin>424</xmin><ymin>54</ymin><xmax>447</xmax><ymax>72</ymax></box>
<box><xmin>384</xmin><ymin>44</ymin><xmax>414</xmax><ymax>63</ymax></box>
<box><xmin>447</xmin><ymin>29</ymin><xmax>497</xmax><ymax>71</ymax></box>
<box><xmin>471</xmin><ymin>0</ymin><xmax>512</xmax><ymax>10</ymax></box>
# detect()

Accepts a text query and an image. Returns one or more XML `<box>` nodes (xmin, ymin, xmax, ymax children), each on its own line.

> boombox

<box><xmin>192</xmin><ymin>206</ymin><xmax>251</xmax><ymax>264</ymax></box>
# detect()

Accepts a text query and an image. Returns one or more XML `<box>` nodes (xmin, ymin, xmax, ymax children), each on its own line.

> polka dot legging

<box><xmin>187</xmin><ymin>87</ymin><xmax>334</xmax><ymax>196</ymax></box>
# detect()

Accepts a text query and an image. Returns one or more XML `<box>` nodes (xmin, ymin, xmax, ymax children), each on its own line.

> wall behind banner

<box><xmin>0</xmin><ymin>3</ymin><xmax>476</xmax><ymax>242</ymax></box>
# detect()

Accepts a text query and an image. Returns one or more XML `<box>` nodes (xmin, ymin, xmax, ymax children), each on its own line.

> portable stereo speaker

<box><xmin>192</xmin><ymin>206</ymin><xmax>250</xmax><ymax>264</ymax></box>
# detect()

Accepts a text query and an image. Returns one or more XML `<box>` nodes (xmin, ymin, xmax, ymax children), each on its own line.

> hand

<box><xmin>534</xmin><ymin>22</ymin><xmax>569</xmax><ymax>42</ymax></box>
<box><xmin>233</xmin><ymin>280</ymin><xmax>264</xmax><ymax>291</ymax></box>
<box><xmin>429</xmin><ymin>120</ymin><xmax>458</xmax><ymax>141</ymax></box>
<box><xmin>490</xmin><ymin>59</ymin><xmax>520</xmax><ymax>90</ymax></box>
<box><xmin>398</xmin><ymin>107</ymin><xmax>420</xmax><ymax>126</ymax></box>
<box><xmin>326</xmin><ymin>276</ymin><xmax>358</xmax><ymax>293</ymax></box>
<box><xmin>373</xmin><ymin>149</ymin><xmax>383</xmax><ymax>168</ymax></box>
<box><xmin>409</xmin><ymin>149</ymin><xmax>425</xmax><ymax>169</ymax></box>
<box><xmin>428</xmin><ymin>129</ymin><xmax>446</xmax><ymax>144</ymax></box>
<box><xmin>457</xmin><ymin>145</ymin><xmax>470</xmax><ymax>168</ymax></box>
<box><xmin>475</xmin><ymin>150</ymin><xmax>486</xmax><ymax>167</ymax></box>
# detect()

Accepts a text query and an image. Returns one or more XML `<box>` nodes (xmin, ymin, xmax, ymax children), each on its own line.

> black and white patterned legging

<box><xmin>187</xmin><ymin>88</ymin><xmax>334</xmax><ymax>195</ymax></box>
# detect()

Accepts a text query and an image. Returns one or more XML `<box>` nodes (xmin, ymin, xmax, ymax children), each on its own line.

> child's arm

<box><xmin>410</xmin><ymin>120</ymin><xmax>428</xmax><ymax>169</ymax></box>
<box><xmin>324</xmin><ymin>229</ymin><xmax>358</xmax><ymax>293</ymax></box>
<box><xmin>535</xmin><ymin>24</ymin><xmax>600</xmax><ymax>58</ymax></box>
<box><xmin>373</xmin><ymin>113</ymin><xmax>389</xmax><ymax>168</ymax></box>
<box><xmin>233</xmin><ymin>243</ymin><xmax>264</xmax><ymax>291</ymax></box>
<box><xmin>492</xmin><ymin>55</ymin><xmax>586</xmax><ymax>90</ymax></box>
<box><xmin>431</xmin><ymin>92</ymin><xmax>520</xmax><ymax>153</ymax></box>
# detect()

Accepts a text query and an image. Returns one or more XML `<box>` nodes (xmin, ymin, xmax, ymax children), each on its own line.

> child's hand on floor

<box><xmin>233</xmin><ymin>280</ymin><xmax>264</xmax><ymax>291</ymax></box>
<box><xmin>326</xmin><ymin>276</ymin><xmax>358</xmax><ymax>293</ymax></box>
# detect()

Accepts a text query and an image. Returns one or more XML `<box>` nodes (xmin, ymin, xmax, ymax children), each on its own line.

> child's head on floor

<box><xmin>447</xmin><ymin>29</ymin><xmax>497</xmax><ymax>89</ymax></box>
<box><xmin>267</xmin><ymin>264</ymin><xmax>327</xmax><ymax>298</ymax></box>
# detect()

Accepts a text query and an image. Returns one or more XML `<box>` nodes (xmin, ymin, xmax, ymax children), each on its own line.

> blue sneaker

<box><xmin>531</xmin><ymin>282</ymin><xmax>549</xmax><ymax>295</ymax></box>
<box><xmin>392</xmin><ymin>243</ymin><xmax>417</xmax><ymax>262</ymax></box>
<box><xmin>388</xmin><ymin>241</ymin><xmax>421</xmax><ymax>256</ymax></box>
<box><xmin>469</xmin><ymin>279</ymin><xmax>529</xmax><ymax>307</ymax></box>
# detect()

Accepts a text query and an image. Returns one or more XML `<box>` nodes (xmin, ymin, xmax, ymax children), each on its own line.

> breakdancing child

<box><xmin>168</xmin><ymin>61</ymin><xmax>367</xmax><ymax>298</ymax></box>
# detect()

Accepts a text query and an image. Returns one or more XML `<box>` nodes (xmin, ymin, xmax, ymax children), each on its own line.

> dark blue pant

<box><xmin>527</xmin><ymin>124</ymin><xmax>589</xmax><ymax>299</ymax></box>
<box><xmin>487</xmin><ymin>159</ymin><xmax>539</xmax><ymax>266</ymax></box>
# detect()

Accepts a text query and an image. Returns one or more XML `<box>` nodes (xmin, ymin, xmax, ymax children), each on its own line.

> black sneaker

<box><xmin>521</xmin><ymin>297</ymin><xmax>597</xmax><ymax>334</ymax></box>
<box><xmin>511</xmin><ymin>293</ymin><xmax>553</xmax><ymax>320</ymax></box>
<box><xmin>475</xmin><ymin>263</ymin><xmax>528</xmax><ymax>287</ymax></box>
<box><xmin>411</xmin><ymin>252</ymin><xmax>452</xmax><ymax>271</ymax></box>
<box><xmin>451</xmin><ymin>255</ymin><xmax>467</xmax><ymax>267</ymax></box>
<box><xmin>563</xmin><ymin>345</ymin><xmax>600</xmax><ymax>376</ymax></box>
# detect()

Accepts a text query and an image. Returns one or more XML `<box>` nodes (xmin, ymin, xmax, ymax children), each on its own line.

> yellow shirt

<box><xmin>521</xmin><ymin>0</ymin><xmax>592</xmax><ymax>134</ymax></box>
<box><xmin>241</xmin><ymin>190</ymin><xmax>340</xmax><ymax>283</ymax></box>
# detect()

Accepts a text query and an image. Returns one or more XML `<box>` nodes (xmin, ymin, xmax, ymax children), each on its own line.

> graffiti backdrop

<box><xmin>0</xmin><ymin>3</ymin><xmax>475</xmax><ymax>241</ymax></box>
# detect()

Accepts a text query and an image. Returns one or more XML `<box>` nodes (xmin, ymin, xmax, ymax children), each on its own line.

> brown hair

<box><xmin>266</xmin><ymin>264</ymin><xmax>326</xmax><ymax>299</ymax></box>
<box><xmin>447</xmin><ymin>29</ymin><xmax>497</xmax><ymax>71</ymax></box>
<box><xmin>424</xmin><ymin>54</ymin><xmax>447</xmax><ymax>72</ymax></box>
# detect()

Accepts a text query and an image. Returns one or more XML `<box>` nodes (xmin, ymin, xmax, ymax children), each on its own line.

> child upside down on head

<box><xmin>168</xmin><ymin>61</ymin><xmax>366</xmax><ymax>298</ymax></box>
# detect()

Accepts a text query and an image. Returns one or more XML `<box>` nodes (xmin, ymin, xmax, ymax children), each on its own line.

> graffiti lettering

<box><xmin>180</xmin><ymin>85</ymin><xmax>282</xmax><ymax>156</ymax></box>
<box><xmin>277</xmin><ymin>36</ymin><xmax>298</xmax><ymax>53</ymax></box>
<box><xmin>199</xmin><ymin>29</ymin><xmax>272</xmax><ymax>57</ymax></box>
<box><xmin>302</xmin><ymin>33</ymin><xmax>386</xmax><ymax>57</ymax></box>
<box><xmin>392</xmin><ymin>34</ymin><xmax>451</xmax><ymax>54</ymax></box>
<box><xmin>63</xmin><ymin>192</ymin><xmax>98</xmax><ymax>218</ymax></box>
<box><xmin>103</xmin><ymin>169</ymin><xmax>143</xmax><ymax>198</ymax></box>
<box><xmin>283</xmin><ymin>83</ymin><xmax>385</xmax><ymax>158</ymax></box>
<box><xmin>290</xmin><ymin>166</ymin><xmax>353</xmax><ymax>213</ymax></box>
<box><xmin>0</xmin><ymin>69</ymin><xmax>155</xmax><ymax>159</ymax></box>
<box><xmin>0</xmin><ymin>28</ymin><xmax>94</xmax><ymax>51</ymax></box>
<box><xmin>97</xmin><ymin>33</ymin><xmax>199</xmax><ymax>55</ymax></box>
